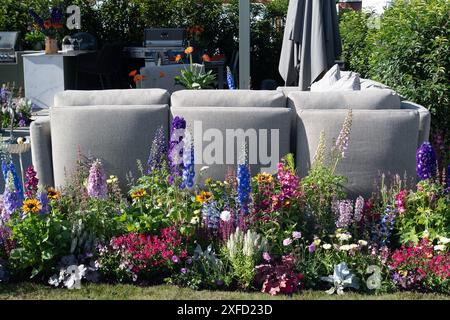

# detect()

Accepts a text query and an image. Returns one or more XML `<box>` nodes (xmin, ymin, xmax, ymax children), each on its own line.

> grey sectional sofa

<box><xmin>30</xmin><ymin>88</ymin><xmax>430</xmax><ymax>198</ymax></box>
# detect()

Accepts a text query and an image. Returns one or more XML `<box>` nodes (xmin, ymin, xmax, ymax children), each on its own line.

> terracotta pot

<box><xmin>44</xmin><ymin>37</ymin><xmax>58</xmax><ymax>54</ymax></box>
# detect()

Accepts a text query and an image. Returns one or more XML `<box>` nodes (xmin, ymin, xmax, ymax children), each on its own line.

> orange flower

<box><xmin>202</xmin><ymin>54</ymin><xmax>211</xmax><ymax>62</ymax></box>
<box><xmin>128</xmin><ymin>70</ymin><xmax>137</xmax><ymax>77</ymax></box>
<box><xmin>44</xmin><ymin>20</ymin><xmax>52</xmax><ymax>29</ymax></box>
<box><xmin>159</xmin><ymin>71</ymin><xmax>166</xmax><ymax>78</ymax></box>
<box><xmin>175</xmin><ymin>54</ymin><xmax>182</xmax><ymax>63</ymax></box>
<box><xmin>133</xmin><ymin>74</ymin><xmax>145</xmax><ymax>83</ymax></box>
<box><xmin>184</xmin><ymin>46</ymin><xmax>194</xmax><ymax>55</ymax></box>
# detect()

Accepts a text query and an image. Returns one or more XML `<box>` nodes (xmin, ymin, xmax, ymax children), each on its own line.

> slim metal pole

<box><xmin>239</xmin><ymin>0</ymin><xmax>251</xmax><ymax>89</ymax></box>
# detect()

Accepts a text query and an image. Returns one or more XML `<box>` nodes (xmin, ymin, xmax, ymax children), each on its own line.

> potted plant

<box><xmin>29</xmin><ymin>8</ymin><xmax>64</xmax><ymax>54</ymax></box>
<box><xmin>174</xmin><ymin>46</ymin><xmax>216</xmax><ymax>90</ymax></box>
<box><xmin>24</xmin><ymin>30</ymin><xmax>45</xmax><ymax>51</ymax></box>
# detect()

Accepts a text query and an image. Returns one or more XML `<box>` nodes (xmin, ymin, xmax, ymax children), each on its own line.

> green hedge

<box><xmin>340</xmin><ymin>0</ymin><xmax>450</xmax><ymax>137</ymax></box>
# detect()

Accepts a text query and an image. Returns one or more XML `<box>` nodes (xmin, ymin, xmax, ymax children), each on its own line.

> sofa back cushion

<box><xmin>170</xmin><ymin>107</ymin><xmax>292</xmax><ymax>183</ymax></box>
<box><xmin>287</xmin><ymin>89</ymin><xmax>401</xmax><ymax>110</ymax></box>
<box><xmin>171</xmin><ymin>90</ymin><xmax>287</xmax><ymax>108</ymax></box>
<box><xmin>295</xmin><ymin>109</ymin><xmax>419</xmax><ymax>198</ymax></box>
<box><xmin>54</xmin><ymin>89</ymin><xmax>170</xmax><ymax>107</ymax></box>
<box><xmin>50</xmin><ymin>105</ymin><xmax>169</xmax><ymax>189</ymax></box>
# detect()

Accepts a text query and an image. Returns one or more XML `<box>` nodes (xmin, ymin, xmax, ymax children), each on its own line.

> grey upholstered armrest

<box><xmin>30</xmin><ymin>116</ymin><xmax>54</xmax><ymax>187</ymax></box>
<box><xmin>401</xmin><ymin>100</ymin><xmax>431</xmax><ymax>146</ymax></box>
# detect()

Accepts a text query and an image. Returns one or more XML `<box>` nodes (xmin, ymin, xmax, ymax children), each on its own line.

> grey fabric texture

<box><xmin>295</xmin><ymin>109</ymin><xmax>419</xmax><ymax>198</ymax></box>
<box><xmin>171</xmin><ymin>90</ymin><xmax>286</xmax><ymax>108</ymax></box>
<box><xmin>30</xmin><ymin>116</ymin><xmax>54</xmax><ymax>187</ymax></box>
<box><xmin>54</xmin><ymin>89</ymin><xmax>170</xmax><ymax>107</ymax></box>
<box><xmin>287</xmin><ymin>89</ymin><xmax>401</xmax><ymax>110</ymax></box>
<box><xmin>170</xmin><ymin>107</ymin><xmax>292</xmax><ymax>184</ymax></box>
<box><xmin>50</xmin><ymin>105</ymin><xmax>169</xmax><ymax>189</ymax></box>
<box><xmin>279</xmin><ymin>0</ymin><xmax>342</xmax><ymax>89</ymax></box>
<box><xmin>401</xmin><ymin>100</ymin><xmax>431</xmax><ymax>146</ymax></box>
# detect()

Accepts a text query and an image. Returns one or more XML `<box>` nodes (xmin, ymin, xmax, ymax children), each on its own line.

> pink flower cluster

<box><xmin>389</xmin><ymin>239</ymin><xmax>449</xmax><ymax>291</ymax></box>
<box><xmin>396</xmin><ymin>190</ymin><xmax>408</xmax><ymax>214</ymax></box>
<box><xmin>272</xmin><ymin>162</ymin><xmax>301</xmax><ymax>210</ymax></box>
<box><xmin>105</xmin><ymin>227</ymin><xmax>187</xmax><ymax>281</ymax></box>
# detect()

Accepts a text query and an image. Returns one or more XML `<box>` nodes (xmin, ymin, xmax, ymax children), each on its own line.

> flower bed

<box><xmin>0</xmin><ymin>113</ymin><xmax>449</xmax><ymax>296</ymax></box>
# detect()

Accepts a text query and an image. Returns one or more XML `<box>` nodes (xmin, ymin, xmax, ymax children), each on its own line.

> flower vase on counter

<box><xmin>44</xmin><ymin>37</ymin><xmax>58</xmax><ymax>54</ymax></box>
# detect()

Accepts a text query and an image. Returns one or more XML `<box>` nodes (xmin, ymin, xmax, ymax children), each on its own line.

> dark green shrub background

<box><xmin>340</xmin><ymin>0</ymin><xmax>449</xmax><ymax>138</ymax></box>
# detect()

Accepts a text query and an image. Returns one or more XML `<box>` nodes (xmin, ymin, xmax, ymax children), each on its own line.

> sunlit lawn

<box><xmin>0</xmin><ymin>283</ymin><xmax>448</xmax><ymax>300</ymax></box>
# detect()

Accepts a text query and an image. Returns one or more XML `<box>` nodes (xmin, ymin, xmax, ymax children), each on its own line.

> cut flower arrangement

<box><xmin>0</xmin><ymin>112</ymin><xmax>449</xmax><ymax>296</ymax></box>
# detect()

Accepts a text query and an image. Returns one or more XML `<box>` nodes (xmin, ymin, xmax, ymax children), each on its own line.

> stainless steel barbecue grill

<box><xmin>123</xmin><ymin>28</ymin><xmax>186</xmax><ymax>66</ymax></box>
<box><xmin>0</xmin><ymin>31</ymin><xmax>19</xmax><ymax>63</ymax></box>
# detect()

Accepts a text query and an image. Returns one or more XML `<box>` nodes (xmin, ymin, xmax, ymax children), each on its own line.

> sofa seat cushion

<box><xmin>50</xmin><ymin>105</ymin><xmax>169</xmax><ymax>189</ymax></box>
<box><xmin>288</xmin><ymin>89</ymin><xmax>401</xmax><ymax>110</ymax></box>
<box><xmin>295</xmin><ymin>109</ymin><xmax>419</xmax><ymax>198</ymax></box>
<box><xmin>171</xmin><ymin>90</ymin><xmax>287</xmax><ymax>108</ymax></box>
<box><xmin>54</xmin><ymin>89</ymin><xmax>170</xmax><ymax>107</ymax></box>
<box><xmin>170</xmin><ymin>107</ymin><xmax>292</xmax><ymax>183</ymax></box>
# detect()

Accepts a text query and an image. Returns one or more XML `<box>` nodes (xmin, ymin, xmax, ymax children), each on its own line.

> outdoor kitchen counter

<box><xmin>22</xmin><ymin>51</ymin><xmax>93</xmax><ymax>108</ymax></box>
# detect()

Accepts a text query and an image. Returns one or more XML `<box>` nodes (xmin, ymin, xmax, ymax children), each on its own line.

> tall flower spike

<box><xmin>336</xmin><ymin>200</ymin><xmax>353</xmax><ymax>229</ymax></box>
<box><xmin>2</xmin><ymin>171</ymin><xmax>23</xmax><ymax>215</ymax></box>
<box><xmin>181</xmin><ymin>130</ymin><xmax>195</xmax><ymax>189</ymax></box>
<box><xmin>168</xmin><ymin>116</ymin><xmax>186</xmax><ymax>184</ymax></box>
<box><xmin>36</xmin><ymin>185</ymin><xmax>49</xmax><ymax>214</ymax></box>
<box><xmin>87</xmin><ymin>159</ymin><xmax>108</xmax><ymax>199</ymax></box>
<box><xmin>334</xmin><ymin>108</ymin><xmax>353</xmax><ymax>159</ymax></box>
<box><xmin>237</xmin><ymin>143</ymin><xmax>251</xmax><ymax>214</ymax></box>
<box><xmin>226</xmin><ymin>66</ymin><xmax>235</xmax><ymax>90</ymax></box>
<box><xmin>1</xmin><ymin>160</ymin><xmax>23</xmax><ymax>196</ymax></box>
<box><xmin>24</xmin><ymin>165</ymin><xmax>39</xmax><ymax>198</ymax></box>
<box><xmin>416</xmin><ymin>142</ymin><xmax>437</xmax><ymax>180</ymax></box>
<box><xmin>147</xmin><ymin>126</ymin><xmax>168</xmax><ymax>174</ymax></box>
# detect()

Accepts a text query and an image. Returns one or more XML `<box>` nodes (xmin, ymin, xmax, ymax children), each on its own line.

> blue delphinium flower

<box><xmin>226</xmin><ymin>66</ymin><xmax>235</xmax><ymax>90</ymax></box>
<box><xmin>237</xmin><ymin>163</ymin><xmax>251</xmax><ymax>214</ymax></box>
<box><xmin>416</xmin><ymin>142</ymin><xmax>437</xmax><ymax>180</ymax></box>
<box><xmin>181</xmin><ymin>131</ymin><xmax>195</xmax><ymax>189</ymax></box>
<box><xmin>374</xmin><ymin>205</ymin><xmax>397</xmax><ymax>246</ymax></box>
<box><xmin>202</xmin><ymin>200</ymin><xmax>220</xmax><ymax>229</ymax></box>
<box><xmin>1</xmin><ymin>160</ymin><xmax>23</xmax><ymax>197</ymax></box>
<box><xmin>168</xmin><ymin>116</ymin><xmax>186</xmax><ymax>184</ymax></box>
<box><xmin>2</xmin><ymin>171</ymin><xmax>23</xmax><ymax>215</ymax></box>
<box><xmin>36</xmin><ymin>188</ymin><xmax>49</xmax><ymax>214</ymax></box>
<box><xmin>147</xmin><ymin>126</ymin><xmax>167</xmax><ymax>174</ymax></box>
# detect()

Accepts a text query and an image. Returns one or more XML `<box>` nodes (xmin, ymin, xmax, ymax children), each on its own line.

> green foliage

<box><xmin>8</xmin><ymin>210</ymin><xmax>71</xmax><ymax>278</ymax></box>
<box><xmin>174</xmin><ymin>68</ymin><xmax>216</xmax><ymax>90</ymax></box>
<box><xmin>339</xmin><ymin>0</ymin><xmax>450</xmax><ymax>137</ymax></box>
<box><xmin>117</xmin><ymin>163</ymin><xmax>198</xmax><ymax>236</ymax></box>
<box><xmin>396</xmin><ymin>180</ymin><xmax>450</xmax><ymax>244</ymax></box>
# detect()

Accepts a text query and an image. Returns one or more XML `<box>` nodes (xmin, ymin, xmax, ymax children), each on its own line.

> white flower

<box><xmin>423</xmin><ymin>230</ymin><xmax>430</xmax><ymax>238</ymax></box>
<box><xmin>349</xmin><ymin>244</ymin><xmax>359</xmax><ymax>250</ymax></box>
<box><xmin>192</xmin><ymin>83</ymin><xmax>201</xmax><ymax>89</ymax></box>
<box><xmin>358</xmin><ymin>240</ymin><xmax>368</xmax><ymax>246</ymax></box>
<box><xmin>322</xmin><ymin>243</ymin><xmax>332</xmax><ymax>250</ymax></box>
<box><xmin>200</xmin><ymin>166</ymin><xmax>210</xmax><ymax>173</ymax></box>
<box><xmin>190</xmin><ymin>216</ymin><xmax>199</xmax><ymax>225</ymax></box>
<box><xmin>339</xmin><ymin>245</ymin><xmax>351</xmax><ymax>251</ymax></box>
<box><xmin>336</xmin><ymin>232</ymin><xmax>352</xmax><ymax>241</ymax></box>
<box><xmin>220</xmin><ymin>210</ymin><xmax>231</xmax><ymax>222</ymax></box>
<box><xmin>434</xmin><ymin>245</ymin><xmax>446</xmax><ymax>252</ymax></box>
<box><xmin>438</xmin><ymin>236</ymin><xmax>450</xmax><ymax>245</ymax></box>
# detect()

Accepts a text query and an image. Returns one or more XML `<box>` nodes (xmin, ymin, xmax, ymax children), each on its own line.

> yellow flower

<box><xmin>22</xmin><ymin>198</ymin><xmax>41</xmax><ymax>214</ymax></box>
<box><xmin>195</xmin><ymin>191</ymin><xmax>213</xmax><ymax>204</ymax></box>
<box><xmin>184</xmin><ymin>46</ymin><xmax>194</xmax><ymax>54</ymax></box>
<box><xmin>47</xmin><ymin>187</ymin><xmax>60</xmax><ymax>200</ymax></box>
<box><xmin>131</xmin><ymin>189</ymin><xmax>147</xmax><ymax>200</ymax></box>
<box><xmin>256</xmin><ymin>172</ymin><xmax>273</xmax><ymax>184</ymax></box>
<box><xmin>107</xmin><ymin>175</ymin><xmax>118</xmax><ymax>184</ymax></box>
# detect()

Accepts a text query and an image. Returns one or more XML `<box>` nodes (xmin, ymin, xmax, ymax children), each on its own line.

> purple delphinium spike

<box><xmin>2</xmin><ymin>160</ymin><xmax>23</xmax><ymax>197</ymax></box>
<box><xmin>168</xmin><ymin>116</ymin><xmax>186</xmax><ymax>184</ymax></box>
<box><xmin>2</xmin><ymin>171</ymin><xmax>23</xmax><ymax>215</ymax></box>
<box><xmin>416</xmin><ymin>142</ymin><xmax>437</xmax><ymax>180</ymax></box>
<box><xmin>147</xmin><ymin>126</ymin><xmax>167</xmax><ymax>174</ymax></box>
<box><xmin>87</xmin><ymin>159</ymin><xmax>108</xmax><ymax>199</ymax></box>
<box><xmin>181</xmin><ymin>131</ymin><xmax>195</xmax><ymax>189</ymax></box>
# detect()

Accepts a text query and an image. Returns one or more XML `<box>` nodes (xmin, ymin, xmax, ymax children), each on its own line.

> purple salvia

<box><xmin>147</xmin><ymin>126</ymin><xmax>168</xmax><ymax>174</ymax></box>
<box><xmin>87</xmin><ymin>159</ymin><xmax>108</xmax><ymax>199</ymax></box>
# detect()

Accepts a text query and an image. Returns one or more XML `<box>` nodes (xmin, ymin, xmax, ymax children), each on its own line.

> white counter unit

<box><xmin>23</xmin><ymin>51</ymin><xmax>91</xmax><ymax>108</ymax></box>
